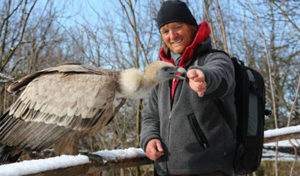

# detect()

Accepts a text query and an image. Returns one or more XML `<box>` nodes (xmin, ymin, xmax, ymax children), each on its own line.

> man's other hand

<box><xmin>145</xmin><ymin>139</ymin><xmax>164</xmax><ymax>161</ymax></box>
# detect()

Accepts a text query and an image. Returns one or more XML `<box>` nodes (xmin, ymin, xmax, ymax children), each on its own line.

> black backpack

<box><xmin>209</xmin><ymin>49</ymin><xmax>267</xmax><ymax>175</ymax></box>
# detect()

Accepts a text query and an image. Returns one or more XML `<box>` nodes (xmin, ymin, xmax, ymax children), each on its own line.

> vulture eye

<box><xmin>162</xmin><ymin>66</ymin><xmax>171</xmax><ymax>72</ymax></box>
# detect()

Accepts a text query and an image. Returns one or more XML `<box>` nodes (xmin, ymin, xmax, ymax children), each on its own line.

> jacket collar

<box><xmin>159</xmin><ymin>21</ymin><xmax>211</xmax><ymax>68</ymax></box>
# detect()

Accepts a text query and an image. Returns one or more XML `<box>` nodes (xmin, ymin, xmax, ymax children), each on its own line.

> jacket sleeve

<box><xmin>189</xmin><ymin>52</ymin><xmax>235</xmax><ymax>98</ymax></box>
<box><xmin>140</xmin><ymin>86</ymin><xmax>161</xmax><ymax>151</ymax></box>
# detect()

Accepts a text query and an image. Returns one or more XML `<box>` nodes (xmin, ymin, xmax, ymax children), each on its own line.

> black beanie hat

<box><xmin>156</xmin><ymin>0</ymin><xmax>197</xmax><ymax>29</ymax></box>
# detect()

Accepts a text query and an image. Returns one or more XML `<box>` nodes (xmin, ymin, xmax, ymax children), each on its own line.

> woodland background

<box><xmin>0</xmin><ymin>0</ymin><xmax>299</xmax><ymax>175</ymax></box>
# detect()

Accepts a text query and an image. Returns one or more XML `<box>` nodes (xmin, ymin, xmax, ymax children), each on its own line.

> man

<box><xmin>140</xmin><ymin>1</ymin><xmax>237</xmax><ymax>176</ymax></box>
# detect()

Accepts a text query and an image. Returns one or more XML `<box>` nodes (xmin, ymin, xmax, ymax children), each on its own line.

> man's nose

<box><xmin>169</xmin><ymin>30</ymin><xmax>178</xmax><ymax>40</ymax></box>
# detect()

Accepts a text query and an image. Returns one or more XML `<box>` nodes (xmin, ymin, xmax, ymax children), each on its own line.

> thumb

<box><xmin>155</xmin><ymin>140</ymin><xmax>164</xmax><ymax>153</ymax></box>
<box><xmin>187</xmin><ymin>69</ymin><xmax>198</xmax><ymax>79</ymax></box>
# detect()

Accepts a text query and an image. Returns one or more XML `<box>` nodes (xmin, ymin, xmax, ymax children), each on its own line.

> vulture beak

<box><xmin>158</xmin><ymin>66</ymin><xmax>186</xmax><ymax>80</ymax></box>
<box><xmin>174</xmin><ymin>67</ymin><xmax>186</xmax><ymax>80</ymax></box>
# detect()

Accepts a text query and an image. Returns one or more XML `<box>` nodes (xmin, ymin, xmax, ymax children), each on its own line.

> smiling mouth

<box><xmin>171</xmin><ymin>39</ymin><xmax>183</xmax><ymax>45</ymax></box>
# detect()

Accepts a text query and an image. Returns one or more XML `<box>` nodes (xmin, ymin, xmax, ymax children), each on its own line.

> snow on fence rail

<box><xmin>0</xmin><ymin>148</ymin><xmax>151</xmax><ymax>176</ymax></box>
<box><xmin>1</xmin><ymin>125</ymin><xmax>300</xmax><ymax>176</ymax></box>
<box><xmin>264</xmin><ymin>125</ymin><xmax>300</xmax><ymax>143</ymax></box>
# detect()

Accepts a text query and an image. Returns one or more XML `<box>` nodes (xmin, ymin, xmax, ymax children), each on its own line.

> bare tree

<box><xmin>201</xmin><ymin>0</ymin><xmax>217</xmax><ymax>48</ymax></box>
<box><xmin>0</xmin><ymin>1</ymin><xmax>299</xmax><ymax>175</ymax></box>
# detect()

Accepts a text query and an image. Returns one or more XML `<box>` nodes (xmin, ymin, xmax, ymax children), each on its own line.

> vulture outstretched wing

<box><xmin>0</xmin><ymin>64</ymin><xmax>120</xmax><ymax>154</ymax></box>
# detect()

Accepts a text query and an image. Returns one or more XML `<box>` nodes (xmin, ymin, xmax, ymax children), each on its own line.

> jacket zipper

<box><xmin>166</xmin><ymin>115</ymin><xmax>171</xmax><ymax>175</ymax></box>
<box><xmin>187</xmin><ymin>113</ymin><xmax>209</xmax><ymax>149</ymax></box>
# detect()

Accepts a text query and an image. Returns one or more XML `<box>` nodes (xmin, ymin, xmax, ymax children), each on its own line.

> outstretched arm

<box><xmin>188</xmin><ymin>52</ymin><xmax>235</xmax><ymax>98</ymax></box>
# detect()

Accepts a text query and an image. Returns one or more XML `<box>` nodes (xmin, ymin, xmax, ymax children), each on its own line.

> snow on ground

<box><xmin>263</xmin><ymin>139</ymin><xmax>300</xmax><ymax>161</ymax></box>
<box><xmin>263</xmin><ymin>149</ymin><xmax>299</xmax><ymax>161</ymax></box>
<box><xmin>263</xmin><ymin>126</ymin><xmax>300</xmax><ymax>161</ymax></box>
<box><xmin>264</xmin><ymin>139</ymin><xmax>300</xmax><ymax>147</ymax></box>
<box><xmin>0</xmin><ymin>147</ymin><xmax>145</xmax><ymax>176</ymax></box>
<box><xmin>263</xmin><ymin>127</ymin><xmax>300</xmax><ymax>161</ymax></box>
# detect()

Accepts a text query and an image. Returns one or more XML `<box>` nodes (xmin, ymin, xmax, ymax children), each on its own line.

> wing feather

<box><xmin>9</xmin><ymin>67</ymin><xmax>118</xmax><ymax>128</ymax></box>
<box><xmin>0</xmin><ymin>64</ymin><xmax>120</xmax><ymax>152</ymax></box>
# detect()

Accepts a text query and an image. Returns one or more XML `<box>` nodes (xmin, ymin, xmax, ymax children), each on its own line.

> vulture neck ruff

<box><xmin>117</xmin><ymin>68</ymin><xmax>157</xmax><ymax>99</ymax></box>
<box><xmin>117</xmin><ymin>68</ymin><xmax>145</xmax><ymax>99</ymax></box>
<box><xmin>117</xmin><ymin>61</ymin><xmax>175</xmax><ymax>99</ymax></box>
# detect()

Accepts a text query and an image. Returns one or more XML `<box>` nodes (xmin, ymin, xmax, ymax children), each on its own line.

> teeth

<box><xmin>172</xmin><ymin>39</ymin><xmax>183</xmax><ymax>45</ymax></box>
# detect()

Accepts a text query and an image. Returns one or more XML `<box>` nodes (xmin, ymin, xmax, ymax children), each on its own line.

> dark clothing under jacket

<box><xmin>140</xmin><ymin>22</ymin><xmax>237</xmax><ymax>175</ymax></box>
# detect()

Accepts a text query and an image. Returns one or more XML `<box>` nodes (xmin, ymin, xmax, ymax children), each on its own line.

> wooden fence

<box><xmin>27</xmin><ymin>155</ymin><xmax>151</xmax><ymax>176</ymax></box>
<box><xmin>1</xmin><ymin>125</ymin><xmax>300</xmax><ymax>176</ymax></box>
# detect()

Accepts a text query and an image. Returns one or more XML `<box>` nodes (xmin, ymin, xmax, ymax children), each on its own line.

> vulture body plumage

<box><xmin>0</xmin><ymin>61</ymin><xmax>185</xmax><ymax>163</ymax></box>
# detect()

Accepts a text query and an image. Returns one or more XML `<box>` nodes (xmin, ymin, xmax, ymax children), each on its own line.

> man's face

<box><xmin>160</xmin><ymin>22</ymin><xmax>195</xmax><ymax>54</ymax></box>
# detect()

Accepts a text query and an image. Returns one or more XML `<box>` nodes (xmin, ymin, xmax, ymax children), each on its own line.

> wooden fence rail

<box><xmin>0</xmin><ymin>148</ymin><xmax>152</xmax><ymax>176</ymax></box>
<box><xmin>1</xmin><ymin>125</ymin><xmax>300</xmax><ymax>176</ymax></box>
<box><xmin>27</xmin><ymin>156</ymin><xmax>151</xmax><ymax>176</ymax></box>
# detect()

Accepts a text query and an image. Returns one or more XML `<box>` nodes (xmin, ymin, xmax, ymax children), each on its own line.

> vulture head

<box><xmin>144</xmin><ymin>60</ymin><xmax>186</xmax><ymax>81</ymax></box>
<box><xmin>118</xmin><ymin>61</ymin><xmax>186</xmax><ymax>99</ymax></box>
<box><xmin>0</xmin><ymin>61</ymin><xmax>186</xmax><ymax>163</ymax></box>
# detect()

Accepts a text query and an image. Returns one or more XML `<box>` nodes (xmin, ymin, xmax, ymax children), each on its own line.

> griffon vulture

<box><xmin>0</xmin><ymin>61</ymin><xmax>186</xmax><ymax>163</ymax></box>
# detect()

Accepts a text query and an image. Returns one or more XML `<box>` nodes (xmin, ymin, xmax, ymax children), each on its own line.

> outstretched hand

<box><xmin>187</xmin><ymin>69</ymin><xmax>207</xmax><ymax>97</ymax></box>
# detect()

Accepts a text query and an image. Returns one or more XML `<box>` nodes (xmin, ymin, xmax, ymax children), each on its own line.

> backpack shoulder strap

<box><xmin>187</xmin><ymin>48</ymin><xmax>229</xmax><ymax>67</ymax></box>
<box><xmin>209</xmin><ymin>49</ymin><xmax>230</xmax><ymax>57</ymax></box>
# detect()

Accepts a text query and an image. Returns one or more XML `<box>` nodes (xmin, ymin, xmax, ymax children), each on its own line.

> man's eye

<box><xmin>162</xmin><ymin>30</ymin><xmax>169</xmax><ymax>34</ymax></box>
<box><xmin>174</xmin><ymin>25</ymin><xmax>182</xmax><ymax>30</ymax></box>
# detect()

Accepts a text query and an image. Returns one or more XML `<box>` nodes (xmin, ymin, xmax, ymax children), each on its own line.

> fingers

<box><xmin>197</xmin><ymin>88</ymin><xmax>206</xmax><ymax>97</ymax></box>
<box><xmin>155</xmin><ymin>139</ymin><xmax>164</xmax><ymax>153</ymax></box>
<box><xmin>187</xmin><ymin>69</ymin><xmax>205</xmax><ymax>82</ymax></box>
<box><xmin>187</xmin><ymin>69</ymin><xmax>207</xmax><ymax>97</ymax></box>
<box><xmin>145</xmin><ymin>139</ymin><xmax>164</xmax><ymax>161</ymax></box>
<box><xmin>187</xmin><ymin>69</ymin><xmax>198</xmax><ymax>79</ymax></box>
<box><xmin>189</xmin><ymin>80</ymin><xmax>206</xmax><ymax>97</ymax></box>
